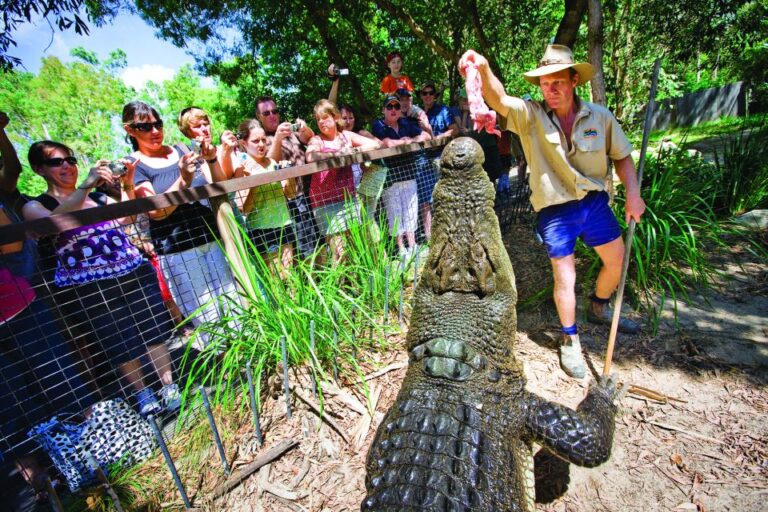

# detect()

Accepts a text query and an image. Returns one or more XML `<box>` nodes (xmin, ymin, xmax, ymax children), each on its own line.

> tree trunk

<box><xmin>587</xmin><ymin>0</ymin><xmax>606</xmax><ymax>106</ymax></box>
<box><xmin>554</xmin><ymin>0</ymin><xmax>587</xmax><ymax>48</ymax></box>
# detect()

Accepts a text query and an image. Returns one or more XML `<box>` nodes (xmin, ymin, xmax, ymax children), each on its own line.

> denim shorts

<box><xmin>536</xmin><ymin>191</ymin><xmax>621</xmax><ymax>258</ymax></box>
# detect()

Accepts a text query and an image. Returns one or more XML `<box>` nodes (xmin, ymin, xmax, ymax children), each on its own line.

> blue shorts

<box><xmin>536</xmin><ymin>191</ymin><xmax>621</xmax><ymax>258</ymax></box>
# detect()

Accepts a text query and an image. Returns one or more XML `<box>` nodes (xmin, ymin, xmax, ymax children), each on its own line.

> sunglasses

<box><xmin>43</xmin><ymin>156</ymin><xmax>78</xmax><ymax>167</ymax></box>
<box><xmin>385</xmin><ymin>103</ymin><xmax>401</xmax><ymax>111</ymax></box>
<box><xmin>260</xmin><ymin>109</ymin><xmax>280</xmax><ymax>117</ymax></box>
<box><xmin>421</xmin><ymin>90</ymin><xmax>435</xmax><ymax>96</ymax></box>
<box><xmin>130</xmin><ymin>120</ymin><xmax>164</xmax><ymax>132</ymax></box>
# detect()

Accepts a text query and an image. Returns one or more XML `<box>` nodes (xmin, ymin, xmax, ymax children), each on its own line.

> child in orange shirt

<box><xmin>380</xmin><ymin>51</ymin><xmax>414</xmax><ymax>95</ymax></box>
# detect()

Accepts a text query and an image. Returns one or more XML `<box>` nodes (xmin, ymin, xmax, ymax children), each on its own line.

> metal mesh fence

<box><xmin>2</xmin><ymin>138</ymin><xmax>497</xmax><ymax>507</ymax></box>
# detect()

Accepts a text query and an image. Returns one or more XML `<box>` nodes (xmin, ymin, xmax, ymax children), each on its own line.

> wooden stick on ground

<box><xmin>212</xmin><ymin>439</ymin><xmax>299</xmax><ymax>499</ymax></box>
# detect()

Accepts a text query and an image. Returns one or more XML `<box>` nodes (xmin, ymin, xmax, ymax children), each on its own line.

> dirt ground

<box><xmin>192</xmin><ymin>222</ymin><xmax>767</xmax><ymax>512</ymax></box>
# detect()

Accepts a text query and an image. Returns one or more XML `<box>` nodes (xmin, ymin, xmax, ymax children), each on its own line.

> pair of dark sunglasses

<box><xmin>421</xmin><ymin>90</ymin><xmax>435</xmax><ymax>96</ymax></box>
<box><xmin>385</xmin><ymin>103</ymin><xmax>401</xmax><ymax>111</ymax></box>
<box><xmin>130</xmin><ymin>120</ymin><xmax>164</xmax><ymax>132</ymax></box>
<box><xmin>43</xmin><ymin>156</ymin><xmax>77</xmax><ymax>167</ymax></box>
<box><xmin>259</xmin><ymin>109</ymin><xmax>280</xmax><ymax>117</ymax></box>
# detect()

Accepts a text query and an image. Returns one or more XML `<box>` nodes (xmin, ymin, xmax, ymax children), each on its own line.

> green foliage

<box><xmin>0</xmin><ymin>51</ymin><xmax>131</xmax><ymax>194</ymax></box>
<box><xmin>0</xmin><ymin>53</ymin><xmax>244</xmax><ymax>195</ymax></box>
<box><xmin>179</xmin><ymin>209</ymin><xmax>407</xmax><ymax>411</ymax></box>
<box><xmin>712</xmin><ymin>123</ymin><xmax>768</xmax><ymax>215</ymax></box>
<box><xmin>604</xmin><ymin>145</ymin><xmax>764</xmax><ymax>327</ymax></box>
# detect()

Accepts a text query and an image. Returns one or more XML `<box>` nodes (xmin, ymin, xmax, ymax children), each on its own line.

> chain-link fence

<box><xmin>1</xmin><ymin>136</ymin><xmax>532</xmax><ymax>509</ymax></box>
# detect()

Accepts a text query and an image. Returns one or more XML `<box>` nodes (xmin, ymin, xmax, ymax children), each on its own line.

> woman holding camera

<box><xmin>122</xmin><ymin>101</ymin><xmax>235</xmax><ymax>349</ymax></box>
<box><xmin>21</xmin><ymin>140</ymin><xmax>180</xmax><ymax>416</ymax></box>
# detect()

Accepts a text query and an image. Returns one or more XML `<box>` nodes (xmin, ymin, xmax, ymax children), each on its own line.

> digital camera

<box><xmin>190</xmin><ymin>139</ymin><xmax>202</xmax><ymax>154</ymax></box>
<box><xmin>332</xmin><ymin>65</ymin><xmax>349</xmax><ymax>77</ymax></box>
<box><xmin>107</xmin><ymin>161</ymin><xmax>128</xmax><ymax>177</ymax></box>
<box><xmin>290</xmin><ymin>123</ymin><xmax>301</xmax><ymax>132</ymax></box>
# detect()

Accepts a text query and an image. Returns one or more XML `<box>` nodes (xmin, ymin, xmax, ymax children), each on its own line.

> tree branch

<box><xmin>461</xmin><ymin>0</ymin><xmax>503</xmax><ymax>78</ymax></box>
<box><xmin>587</xmin><ymin>0</ymin><xmax>606</xmax><ymax>106</ymax></box>
<box><xmin>375</xmin><ymin>0</ymin><xmax>459</xmax><ymax>65</ymax></box>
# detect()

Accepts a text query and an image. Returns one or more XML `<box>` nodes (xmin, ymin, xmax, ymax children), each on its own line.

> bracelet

<box><xmin>206</xmin><ymin>158</ymin><xmax>218</xmax><ymax>164</ymax></box>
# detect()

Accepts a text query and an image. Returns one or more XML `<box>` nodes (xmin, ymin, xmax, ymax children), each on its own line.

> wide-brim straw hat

<box><xmin>523</xmin><ymin>44</ymin><xmax>595</xmax><ymax>86</ymax></box>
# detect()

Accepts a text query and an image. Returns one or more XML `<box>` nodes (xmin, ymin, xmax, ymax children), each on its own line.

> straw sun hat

<box><xmin>523</xmin><ymin>44</ymin><xmax>595</xmax><ymax>86</ymax></box>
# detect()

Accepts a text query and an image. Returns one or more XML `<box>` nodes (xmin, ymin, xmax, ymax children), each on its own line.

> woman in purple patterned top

<box><xmin>22</xmin><ymin>141</ymin><xmax>181</xmax><ymax>416</ymax></box>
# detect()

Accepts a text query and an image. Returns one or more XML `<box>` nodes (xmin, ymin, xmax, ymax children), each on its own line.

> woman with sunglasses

<box><xmin>305</xmin><ymin>100</ymin><xmax>379</xmax><ymax>264</ymax></box>
<box><xmin>371</xmin><ymin>95</ymin><xmax>432</xmax><ymax>258</ymax></box>
<box><xmin>21</xmin><ymin>140</ymin><xmax>180</xmax><ymax>416</ymax></box>
<box><xmin>122</xmin><ymin>101</ymin><xmax>235</xmax><ymax>349</ymax></box>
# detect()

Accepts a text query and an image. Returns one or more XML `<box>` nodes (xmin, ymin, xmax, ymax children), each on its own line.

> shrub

<box><xmin>712</xmin><ymin>123</ymin><xmax>768</xmax><ymax>215</ymax></box>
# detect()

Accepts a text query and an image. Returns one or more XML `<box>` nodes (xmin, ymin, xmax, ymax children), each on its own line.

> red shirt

<box><xmin>380</xmin><ymin>74</ymin><xmax>414</xmax><ymax>95</ymax></box>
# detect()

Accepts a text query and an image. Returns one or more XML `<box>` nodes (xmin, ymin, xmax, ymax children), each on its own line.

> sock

<box><xmin>590</xmin><ymin>294</ymin><xmax>610</xmax><ymax>304</ymax></box>
<box><xmin>561</xmin><ymin>323</ymin><xmax>578</xmax><ymax>336</ymax></box>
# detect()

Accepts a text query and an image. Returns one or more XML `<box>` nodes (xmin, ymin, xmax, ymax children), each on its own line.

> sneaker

<box><xmin>158</xmin><ymin>383</ymin><xmax>182</xmax><ymax>413</ymax></box>
<box><xmin>587</xmin><ymin>304</ymin><xmax>641</xmax><ymax>334</ymax></box>
<box><xmin>558</xmin><ymin>334</ymin><xmax>587</xmax><ymax>378</ymax></box>
<box><xmin>136</xmin><ymin>389</ymin><xmax>162</xmax><ymax>417</ymax></box>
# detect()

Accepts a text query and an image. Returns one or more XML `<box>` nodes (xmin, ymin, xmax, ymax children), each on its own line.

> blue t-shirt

<box><xmin>371</xmin><ymin>118</ymin><xmax>431</xmax><ymax>186</ymax></box>
<box><xmin>426</xmin><ymin>104</ymin><xmax>454</xmax><ymax>137</ymax></box>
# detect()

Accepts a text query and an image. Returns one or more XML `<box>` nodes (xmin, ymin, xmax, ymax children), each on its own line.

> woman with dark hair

<box><xmin>122</xmin><ymin>101</ymin><xmax>235</xmax><ymax>348</ymax></box>
<box><xmin>21</xmin><ymin>140</ymin><xmax>179</xmax><ymax>416</ymax></box>
<box><xmin>1</xmin><ymin>114</ymin><xmax>96</xmax><ymax>501</ymax></box>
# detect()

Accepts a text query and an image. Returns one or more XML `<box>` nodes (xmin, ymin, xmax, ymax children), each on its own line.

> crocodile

<box><xmin>362</xmin><ymin>137</ymin><xmax>618</xmax><ymax>512</ymax></box>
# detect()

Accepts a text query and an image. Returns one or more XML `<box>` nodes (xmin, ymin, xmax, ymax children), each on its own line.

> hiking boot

<box><xmin>158</xmin><ymin>383</ymin><xmax>182</xmax><ymax>413</ymax></box>
<box><xmin>559</xmin><ymin>334</ymin><xmax>587</xmax><ymax>378</ymax></box>
<box><xmin>136</xmin><ymin>389</ymin><xmax>162</xmax><ymax>417</ymax></box>
<box><xmin>587</xmin><ymin>304</ymin><xmax>641</xmax><ymax>334</ymax></box>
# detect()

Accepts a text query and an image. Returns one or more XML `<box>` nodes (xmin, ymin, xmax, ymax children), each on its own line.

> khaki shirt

<box><xmin>500</xmin><ymin>95</ymin><xmax>632</xmax><ymax>211</ymax></box>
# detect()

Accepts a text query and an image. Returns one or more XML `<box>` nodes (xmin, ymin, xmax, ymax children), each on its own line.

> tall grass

<box><xmin>179</xmin><ymin>204</ymin><xmax>408</xmax><ymax>411</ymax></box>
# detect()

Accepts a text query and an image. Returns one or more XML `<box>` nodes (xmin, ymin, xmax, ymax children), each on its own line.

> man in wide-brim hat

<box><xmin>458</xmin><ymin>44</ymin><xmax>646</xmax><ymax>379</ymax></box>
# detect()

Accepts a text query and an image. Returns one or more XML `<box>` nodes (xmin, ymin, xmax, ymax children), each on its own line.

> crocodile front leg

<box><xmin>523</xmin><ymin>379</ymin><xmax>617</xmax><ymax>467</ymax></box>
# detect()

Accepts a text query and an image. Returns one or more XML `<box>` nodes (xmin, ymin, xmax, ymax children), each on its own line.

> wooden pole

<box><xmin>603</xmin><ymin>59</ymin><xmax>661</xmax><ymax>376</ymax></box>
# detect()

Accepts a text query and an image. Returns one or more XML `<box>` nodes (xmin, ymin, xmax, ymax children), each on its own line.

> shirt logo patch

<box><xmin>583</xmin><ymin>128</ymin><xmax>598</xmax><ymax>138</ymax></box>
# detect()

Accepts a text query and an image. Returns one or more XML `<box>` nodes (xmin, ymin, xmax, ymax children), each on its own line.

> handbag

<box><xmin>27</xmin><ymin>416</ymin><xmax>94</xmax><ymax>493</ymax></box>
<box><xmin>28</xmin><ymin>398</ymin><xmax>158</xmax><ymax>492</ymax></box>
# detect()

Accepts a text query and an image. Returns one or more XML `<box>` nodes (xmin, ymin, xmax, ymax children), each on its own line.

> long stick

<box><xmin>603</xmin><ymin>59</ymin><xmax>661</xmax><ymax>376</ymax></box>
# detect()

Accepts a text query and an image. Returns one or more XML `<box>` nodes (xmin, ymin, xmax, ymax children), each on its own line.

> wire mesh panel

<box><xmin>0</xmin><ymin>139</ymin><xmax>449</xmax><ymax>507</ymax></box>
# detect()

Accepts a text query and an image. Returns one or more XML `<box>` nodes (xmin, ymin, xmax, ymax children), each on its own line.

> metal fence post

<box><xmin>148</xmin><ymin>415</ymin><xmax>192</xmax><ymax>509</ymax></box>
<box><xmin>199</xmin><ymin>386</ymin><xmax>232</xmax><ymax>475</ymax></box>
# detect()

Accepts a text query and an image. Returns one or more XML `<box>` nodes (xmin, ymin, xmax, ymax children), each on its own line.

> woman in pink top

<box><xmin>305</xmin><ymin>100</ymin><xmax>379</xmax><ymax>263</ymax></box>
